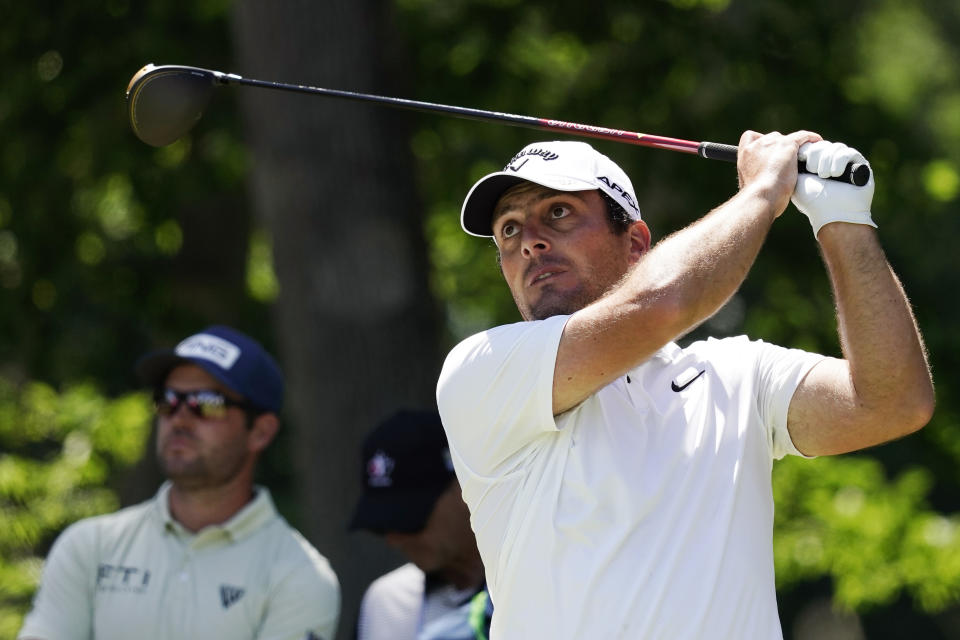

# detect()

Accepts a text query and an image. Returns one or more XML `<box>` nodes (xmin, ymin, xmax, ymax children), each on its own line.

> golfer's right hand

<box><xmin>737</xmin><ymin>130</ymin><xmax>822</xmax><ymax>217</ymax></box>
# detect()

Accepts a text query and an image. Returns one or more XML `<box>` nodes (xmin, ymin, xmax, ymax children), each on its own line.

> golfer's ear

<box><xmin>628</xmin><ymin>220</ymin><xmax>651</xmax><ymax>262</ymax></box>
<box><xmin>248</xmin><ymin>413</ymin><xmax>279</xmax><ymax>452</ymax></box>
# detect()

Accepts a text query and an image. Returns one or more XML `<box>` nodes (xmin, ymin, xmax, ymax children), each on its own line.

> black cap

<box><xmin>349</xmin><ymin>410</ymin><xmax>455</xmax><ymax>534</ymax></box>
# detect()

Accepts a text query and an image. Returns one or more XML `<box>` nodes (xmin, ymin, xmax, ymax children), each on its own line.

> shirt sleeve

<box><xmin>355</xmin><ymin>564</ymin><xmax>423</xmax><ymax>640</ymax></box>
<box><xmin>751</xmin><ymin>338</ymin><xmax>825</xmax><ymax>460</ymax></box>
<box><xmin>436</xmin><ymin>316</ymin><xmax>568</xmax><ymax>476</ymax></box>
<box><xmin>257</xmin><ymin>539</ymin><xmax>341</xmax><ymax>640</ymax></box>
<box><xmin>17</xmin><ymin>522</ymin><xmax>96</xmax><ymax>640</ymax></box>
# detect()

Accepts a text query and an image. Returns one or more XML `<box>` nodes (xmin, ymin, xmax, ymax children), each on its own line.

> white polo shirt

<box><xmin>18</xmin><ymin>482</ymin><xmax>340</xmax><ymax>640</ymax></box>
<box><xmin>436</xmin><ymin>316</ymin><xmax>823</xmax><ymax>640</ymax></box>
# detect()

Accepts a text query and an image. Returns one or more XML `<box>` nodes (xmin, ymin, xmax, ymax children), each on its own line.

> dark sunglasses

<box><xmin>153</xmin><ymin>388</ymin><xmax>254</xmax><ymax>419</ymax></box>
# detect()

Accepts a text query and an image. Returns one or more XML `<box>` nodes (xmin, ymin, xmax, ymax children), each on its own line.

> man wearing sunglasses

<box><xmin>18</xmin><ymin>325</ymin><xmax>341</xmax><ymax>640</ymax></box>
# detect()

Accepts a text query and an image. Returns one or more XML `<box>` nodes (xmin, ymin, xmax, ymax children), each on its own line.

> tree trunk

<box><xmin>230</xmin><ymin>3</ymin><xmax>443</xmax><ymax>637</ymax></box>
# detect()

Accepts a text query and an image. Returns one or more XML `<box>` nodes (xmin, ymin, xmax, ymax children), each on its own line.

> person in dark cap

<box><xmin>18</xmin><ymin>325</ymin><xmax>341</xmax><ymax>640</ymax></box>
<box><xmin>350</xmin><ymin>409</ymin><xmax>490</xmax><ymax>640</ymax></box>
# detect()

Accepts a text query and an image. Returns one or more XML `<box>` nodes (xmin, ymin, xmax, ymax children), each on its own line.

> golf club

<box><xmin>126</xmin><ymin>64</ymin><xmax>870</xmax><ymax>187</ymax></box>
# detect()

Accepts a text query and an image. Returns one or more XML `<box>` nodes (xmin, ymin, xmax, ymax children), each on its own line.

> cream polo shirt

<box><xmin>18</xmin><ymin>482</ymin><xmax>340</xmax><ymax>640</ymax></box>
<box><xmin>437</xmin><ymin>316</ymin><xmax>824</xmax><ymax>640</ymax></box>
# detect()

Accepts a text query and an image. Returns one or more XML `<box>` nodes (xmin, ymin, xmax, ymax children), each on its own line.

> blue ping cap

<box><xmin>135</xmin><ymin>325</ymin><xmax>284</xmax><ymax>414</ymax></box>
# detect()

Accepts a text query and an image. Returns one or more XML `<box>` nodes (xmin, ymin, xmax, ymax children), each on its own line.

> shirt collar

<box><xmin>652</xmin><ymin>341</ymin><xmax>682</xmax><ymax>363</ymax></box>
<box><xmin>154</xmin><ymin>480</ymin><xmax>278</xmax><ymax>542</ymax></box>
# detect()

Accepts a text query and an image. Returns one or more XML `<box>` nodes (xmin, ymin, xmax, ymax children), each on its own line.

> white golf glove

<box><xmin>791</xmin><ymin>140</ymin><xmax>876</xmax><ymax>238</ymax></box>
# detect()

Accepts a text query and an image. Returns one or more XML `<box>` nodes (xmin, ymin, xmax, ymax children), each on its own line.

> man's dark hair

<box><xmin>599</xmin><ymin>191</ymin><xmax>633</xmax><ymax>235</ymax></box>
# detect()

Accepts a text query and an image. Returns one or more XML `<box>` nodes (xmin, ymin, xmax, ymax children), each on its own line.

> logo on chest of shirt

<box><xmin>671</xmin><ymin>369</ymin><xmax>706</xmax><ymax>392</ymax></box>
<box><xmin>220</xmin><ymin>584</ymin><xmax>246</xmax><ymax>609</ymax></box>
<box><xmin>96</xmin><ymin>563</ymin><xmax>151</xmax><ymax>594</ymax></box>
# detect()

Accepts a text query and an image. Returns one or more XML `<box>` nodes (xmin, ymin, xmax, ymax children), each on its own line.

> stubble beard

<box><xmin>519</xmin><ymin>283</ymin><xmax>597</xmax><ymax>321</ymax></box>
<box><xmin>517</xmin><ymin>259</ymin><xmax>634</xmax><ymax>321</ymax></box>
<box><xmin>157</xmin><ymin>434</ymin><xmax>248</xmax><ymax>491</ymax></box>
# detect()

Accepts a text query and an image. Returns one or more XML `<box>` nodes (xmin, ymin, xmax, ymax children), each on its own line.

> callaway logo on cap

<box><xmin>460</xmin><ymin>140</ymin><xmax>642</xmax><ymax>237</ymax></box>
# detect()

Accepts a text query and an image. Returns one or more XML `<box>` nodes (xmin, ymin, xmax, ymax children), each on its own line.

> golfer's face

<box><xmin>492</xmin><ymin>184</ymin><xmax>636</xmax><ymax>321</ymax></box>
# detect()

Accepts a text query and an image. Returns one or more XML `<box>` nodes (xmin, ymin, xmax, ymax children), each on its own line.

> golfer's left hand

<box><xmin>792</xmin><ymin>140</ymin><xmax>876</xmax><ymax>237</ymax></box>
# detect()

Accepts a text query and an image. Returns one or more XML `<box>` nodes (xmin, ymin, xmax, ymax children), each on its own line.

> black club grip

<box><xmin>697</xmin><ymin>141</ymin><xmax>871</xmax><ymax>187</ymax></box>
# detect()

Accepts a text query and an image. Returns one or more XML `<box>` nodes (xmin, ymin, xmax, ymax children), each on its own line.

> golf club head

<box><xmin>126</xmin><ymin>64</ymin><xmax>219</xmax><ymax>147</ymax></box>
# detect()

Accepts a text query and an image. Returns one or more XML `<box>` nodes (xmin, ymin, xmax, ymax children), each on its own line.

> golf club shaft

<box><xmin>217</xmin><ymin>73</ymin><xmax>866</xmax><ymax>185</ymax></box>
<box><xmin>221</xmin><ymin>73</ymin><xmax>711</xmax><ymax>156</ymax></box>
<box><xmin>129</xmin><ymin>65</ymin><xmax>869</xmax><ymax>186</ymax></box>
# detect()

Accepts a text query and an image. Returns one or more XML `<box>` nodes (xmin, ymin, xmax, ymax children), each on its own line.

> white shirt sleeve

<box><xmin>751</xmin><ymin>338</ymin><xmax>825</xmax><ymax>460</ymax></box>
<box><xmin>356</xmin><ymin>563</ymin><xmax>423</xmax><ymax>640</ymax></box>
<box><xmin>436</xmin><ymin>316</ymin><xmax>568</xmax><ymax>476</ymax></box>
<box><xmin>17</xmin><ymin>522</ymin><xmax>96</xmax><ymax>640</ymax></box>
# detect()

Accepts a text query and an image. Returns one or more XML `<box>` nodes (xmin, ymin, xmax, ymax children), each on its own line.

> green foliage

<box><xmin>848</xmin><ymin>1</ymin><xmax>954</xmax><ymax>118</ymax></box>
<box><xmin>0</xmin><ymin>0</ymin><xmax>260</xmax><ymax>392</ymax></box>
<box><xmin>0</xmin><ymin>378</ymin><xmax>151</xmax><ymax>636</ymax></box>
<box><xmin>773</xmin><ymin>455</ymin><xmax>960</xmax><ymax>612</ymax></box>
<box><xmin>246</xmin><ymin>230</ymin><xmax>281</xmax><ymax>303</ymax></box>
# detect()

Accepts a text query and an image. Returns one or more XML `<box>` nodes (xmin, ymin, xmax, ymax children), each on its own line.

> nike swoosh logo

<box><xmin>671</xmin><ymin>369</ymin><xmax>706</xmax><ymax>392</ymax></box>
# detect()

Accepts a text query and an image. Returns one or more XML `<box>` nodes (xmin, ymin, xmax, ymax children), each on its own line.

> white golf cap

<box><xmin>460</xmin><ymin>140</ymin><xmax>642</xmax><ymax>237</ymax></box>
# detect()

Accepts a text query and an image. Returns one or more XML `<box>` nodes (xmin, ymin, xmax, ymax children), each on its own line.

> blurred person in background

<box><xmin>349</xmin><ymin>409</ymin><xmax>490</xmax><ymax>640</ymax></box>
<box><xmin>18</xmin><ymin>325</ymin><xmax>340</xmax><ymax>640</ymax></box>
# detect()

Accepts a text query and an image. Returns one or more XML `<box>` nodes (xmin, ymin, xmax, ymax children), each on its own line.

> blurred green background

<box><xmin>2</xmin><ymin>0</ymin><xmax>959</xmax><ymax>638</ymax></box>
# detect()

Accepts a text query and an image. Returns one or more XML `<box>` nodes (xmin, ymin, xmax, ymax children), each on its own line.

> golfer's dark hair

<box><xmin>600</xmin><ymin>191</ymin><xmax>633</xmax><ymax>235</ymax></box>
